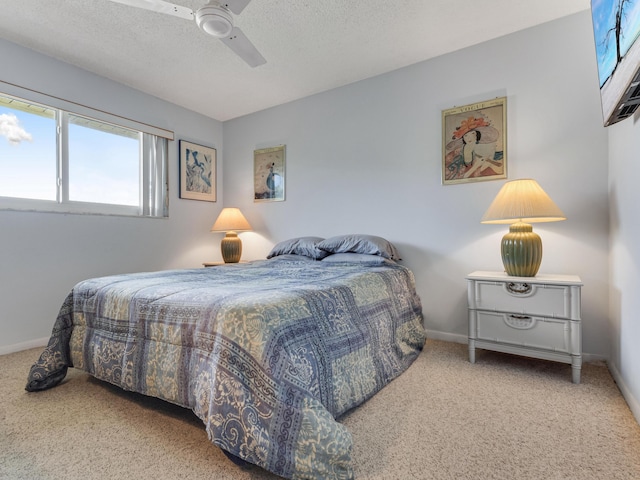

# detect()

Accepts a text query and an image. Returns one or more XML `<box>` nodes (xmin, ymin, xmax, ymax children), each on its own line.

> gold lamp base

<box><xmin>220</xmin><ymin>231</ymin><xmax>242</xmax><ymax>263</ymax></box>
<box><xmin>501</xmin><ymin>222</ymin><xmax>542</xmax><ymax>277</ymax></box>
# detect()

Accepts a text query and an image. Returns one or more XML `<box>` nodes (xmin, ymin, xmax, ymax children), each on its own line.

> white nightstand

<box><xmin>467</xmin><ymin>271</ymin><xmax>583</xmax><ymax>383</ymax></box>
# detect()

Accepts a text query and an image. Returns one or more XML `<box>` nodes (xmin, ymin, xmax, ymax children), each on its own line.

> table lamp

<box><xmin>481</xmin><ymin>179</ymin><xmax>565</xmax><ymax>277</ymax></box>
<box><xmin>210</xmin><ymin>207</ymin><xmax>252</xmax><ymax>263</ymax></box>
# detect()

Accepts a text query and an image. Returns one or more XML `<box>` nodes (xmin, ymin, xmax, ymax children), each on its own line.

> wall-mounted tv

<box><xmin>591</xmin><ymin>0</ymin><xmax>640</xmax><ymax>126</ymax></box>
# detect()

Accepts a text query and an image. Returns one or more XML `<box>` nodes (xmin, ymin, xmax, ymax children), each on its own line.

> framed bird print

<box><xmin>179</xmin><ymin>140</ymin><xmax>216</xmax><ymax>202</ymax></box>
<box><xmin>254</xmin><ymin>145</ymin><xmax>285</xmax><ymax>202</ymax></box>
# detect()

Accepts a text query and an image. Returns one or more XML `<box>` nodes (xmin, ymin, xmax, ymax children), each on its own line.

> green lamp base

<box><xmin>220</xmin><ymin>231</ymin><xmax>242</xmax><ymax>263</ymax></box>
<box><xmin>501</xmin><ymin>221</ymin><xmax>542</xmax><ymax>277</ymax></box>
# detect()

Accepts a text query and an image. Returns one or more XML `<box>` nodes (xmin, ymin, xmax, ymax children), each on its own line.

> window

<box><xmin>68</xmin><ymin>113</ymin><xmax>140</xmax><ymax>206</ymax></box>
<box><xmin>0</xmin><ymin>91</ymin><xmax>170</xmax><ymax>217</ymax></box>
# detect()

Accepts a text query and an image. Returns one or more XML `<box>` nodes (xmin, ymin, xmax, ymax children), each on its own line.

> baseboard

<box><xmin>607</xmin><ymin>362</ymin><xmax>640</xmax><ymax>426</ymax></box>
<box><xmin>0</xmin><ymin>337</ymin><xmax>48</xmax><ymax>356</ymax></box>
<box><xmin>425</xmin><ymin>330</ymin><xmax>468</xmax><ymax>344</ymax></box>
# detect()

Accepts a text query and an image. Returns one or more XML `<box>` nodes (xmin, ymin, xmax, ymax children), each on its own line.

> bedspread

<box><xmin>26</xmin><ymin>258</ymin><xmax>426</xmax><ymax>479</ymax></box>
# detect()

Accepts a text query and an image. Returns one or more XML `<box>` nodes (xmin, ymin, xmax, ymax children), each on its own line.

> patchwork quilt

<box><xmin>26</xmin><ymin>258</ymin><xmax>426</xmax><ymax>479</ymax></box>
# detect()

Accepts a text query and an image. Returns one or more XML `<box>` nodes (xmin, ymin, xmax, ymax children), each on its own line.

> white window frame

<box><xmin>0</xmin><ymin>82</ymin><xmax>173</xmax><ymax>217</ymax></box>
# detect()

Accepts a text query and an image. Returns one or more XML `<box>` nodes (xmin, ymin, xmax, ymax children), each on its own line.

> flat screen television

<box><xmin>590</xmin><ymin>0</ymin><xmax>640</xmax><ymax>126</ymax></box>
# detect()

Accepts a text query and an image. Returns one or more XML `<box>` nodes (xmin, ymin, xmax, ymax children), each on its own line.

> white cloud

<box><xmin>0</xmin><ymin>113</ymin><xmax>33</xmax><ymax>145</ymax></box>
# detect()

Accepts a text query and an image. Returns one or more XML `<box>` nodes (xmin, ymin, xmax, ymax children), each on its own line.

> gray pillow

<box><xmin>321</xmin><ymin>253</ymin><xmax>393</xmax><ymax>265</ymax></box>
<box><xmin>317</xmin><ymin>234</ymin><xmax>401</xmax><ymax>260</ymax></box>
<box><xmin>267</xmin><ymin>236</ymin><xmax>329</xmax><ymax>260</ymax></box>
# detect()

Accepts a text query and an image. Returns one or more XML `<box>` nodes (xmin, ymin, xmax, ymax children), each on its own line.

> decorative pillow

<box><xmin>321</xmin><ymin>253</ymin><xmax>393</xmax><ymax>264</ymax></box>
<box><xmin>267</xmin><ymin>236</ymin><xmax>329</xmax><ymax>260</ymax></box>
<box><xmin>317</xmin><ymin>234</ymin><xmax>401</xmax><ymax>260</ymax></box>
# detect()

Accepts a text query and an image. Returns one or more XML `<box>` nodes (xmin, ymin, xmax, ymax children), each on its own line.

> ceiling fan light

<box><xmin>195</xmin><ymin>5</ymin><xmax>233</xmax><ymax>38</ymax></box>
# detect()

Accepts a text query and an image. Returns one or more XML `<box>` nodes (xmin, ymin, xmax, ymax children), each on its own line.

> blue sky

<box><xmin>591</xmin><ymin>0</ymin><xmax>640</xmax><ymax>86</ymax></box>
<box><xmin>0</xmin><ymin>107</ymin><xmax>57</xmax><ymax>200</ymax></box>
<box><xmin>68</xmin><ymin>119</ymin><xmax>139</xmax><ymax>205</ymax></box>
<box><xmin>0</xmin><ymin>104</ymin><xmax>139</xmax><ymax>205</ymax></box>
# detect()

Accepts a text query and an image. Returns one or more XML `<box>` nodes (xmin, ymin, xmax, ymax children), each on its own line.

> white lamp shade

<box><xmin>481</xmin><ymin>179</ymin><xmax>566</xmax><ymax>225</ymax></box>
<box><xmin>211</xmin><ymin>207</ymin><xmax>252</xmax><ymax>232</ymax></box>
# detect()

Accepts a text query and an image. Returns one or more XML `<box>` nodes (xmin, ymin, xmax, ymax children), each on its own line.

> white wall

<box><xmin>223</xmin><ymin>11</ymin><xmax>611</xmax><ymax>358</ymax></box>
<box><xmin>0</xmin><ymin>39</ymin><xmax>224</xmax><ymax>352</ymax></box>
<box><xmin>608</xmin><ymin>111</ymin><xmax>640</xmax><ymax>421</ymax></box>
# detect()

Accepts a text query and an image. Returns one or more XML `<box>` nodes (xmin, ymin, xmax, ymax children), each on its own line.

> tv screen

<box><xmin>591</xmin><ymin>0</ymin><xmax>640</xmax><ymax>126</ymax></box>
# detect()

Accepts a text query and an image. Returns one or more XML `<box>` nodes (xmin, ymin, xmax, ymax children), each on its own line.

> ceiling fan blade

<box><xmin>107</xmin><ymin>0</ymin><xmax>194</xmax><ymax>20</ymax></box>
<box><xmin>220</xmin><ymin>27</ymin><xmax>266</xmax><ymax>67</ymax></box>
<box><xmin>223</xmin><ymin>0</ymin><xmax>253</xmax><ymax>15</ymax></box>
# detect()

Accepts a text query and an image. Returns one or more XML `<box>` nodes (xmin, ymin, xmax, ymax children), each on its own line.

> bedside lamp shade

<box><xmin>481</xmin><ymin>179</ymin><xmax>565</xmax><ymax>277</ymax></box>
<box><xmin>210</xmin><ymin>207</ymin><xmax>252</xmax><ymax>263</ymax></box>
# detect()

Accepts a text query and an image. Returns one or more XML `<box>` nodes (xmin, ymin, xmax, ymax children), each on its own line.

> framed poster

<box><xmin>179</xmin><ymin>140</ymin><xmax>216</xmax><ymax>202</ymax></box>
<box><xmin>254</xmin><ymin>145</ymin><xmax>285</xmax><ymax>202</ymax></box>
<box><xmin>442</xmin><ymin>97</ymin><xmax>507</xmax><ymax>185</ymax></box>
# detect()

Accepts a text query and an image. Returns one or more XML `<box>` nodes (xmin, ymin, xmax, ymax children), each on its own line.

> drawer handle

<box><xmin>505</xmin><ymin>314</ymin><xmax>535</xmax><ymax>329</ymax></box>
<box><xmin>506</xmin><ymin>282</ymin><xmax>532</xmax><ymax>295</ymax></box>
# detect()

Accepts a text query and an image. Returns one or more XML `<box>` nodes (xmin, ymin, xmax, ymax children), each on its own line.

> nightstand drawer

<box><xmin>472</xmin><ymin>280</ymin><xmax>573</xmax><ymax>318</ymax></box>
<box><xmin>475</xmin><ymin>311</ymin><xmax>570</xmax><ymax>352</ymax></box>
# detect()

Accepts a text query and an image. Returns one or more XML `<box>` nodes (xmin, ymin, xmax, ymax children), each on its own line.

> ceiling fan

<box><xmin>107</xmin><ymin>0</ymin><xmax>266</xmax><ymax>67</ymax></box>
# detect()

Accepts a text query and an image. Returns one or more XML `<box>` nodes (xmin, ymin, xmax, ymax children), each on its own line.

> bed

<box><xmin>26</xmin><ymin>235</ymin><xmax>426</xmax><ymax>479</ymax></box>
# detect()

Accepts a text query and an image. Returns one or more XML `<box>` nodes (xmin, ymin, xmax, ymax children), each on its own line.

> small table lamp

<box><xmin>210</xmin><ymin>207</ymin><xmax>252</xmax><ymax>263</ymax></box>
<box><xmin>481</xmin><ymin>179</ymin><xmax>566</xmax><ymax>277</ymax></box>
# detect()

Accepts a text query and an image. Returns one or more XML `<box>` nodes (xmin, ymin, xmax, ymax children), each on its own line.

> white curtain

<box><xmin>142</xmin><ymin>134</ymin><xmax>169</xmax><ymax>217</ymax></box>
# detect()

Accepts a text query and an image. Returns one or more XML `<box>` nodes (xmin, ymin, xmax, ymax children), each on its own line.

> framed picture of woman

<box><xmin>442</xmin><ymin>97</ymin><xmax>507</xmax><ymax>185</ymax></box>
<box><xmin>254</xmin><ymin>145</ymin><xmax>285</xmax><ymax>202</ymax></box>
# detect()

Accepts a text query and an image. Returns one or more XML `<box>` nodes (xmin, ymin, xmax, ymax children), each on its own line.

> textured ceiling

<box><xmin>0</xmin><ymin>0</ymin><xmax>590</xmax><ymax>121</ymax></box>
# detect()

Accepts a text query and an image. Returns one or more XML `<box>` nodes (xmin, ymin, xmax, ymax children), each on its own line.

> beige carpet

<box><xmin>1</xmin><ymin>339</ymin><xmax>639</xmax><ymax>480</ymax></box>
